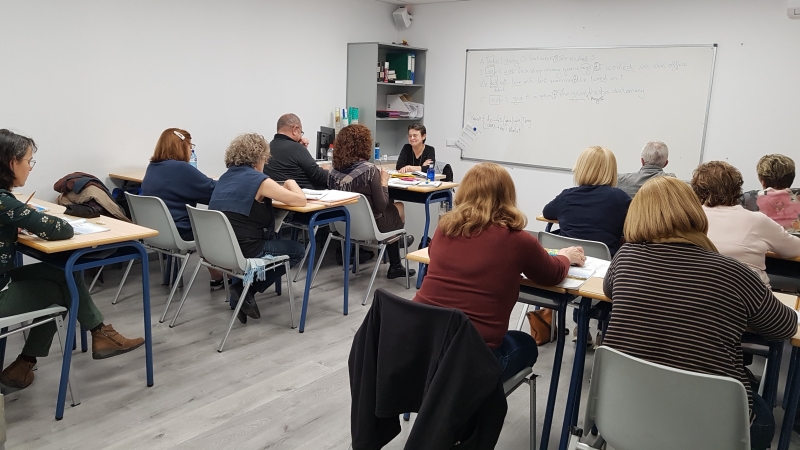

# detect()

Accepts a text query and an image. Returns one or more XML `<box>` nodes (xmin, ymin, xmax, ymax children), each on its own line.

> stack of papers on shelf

<box><xmin>300</xmin><ymin>189</ymin><xmax>360</xmax><ymax>205</ymax></box>
<box><xmin>66</xmin><ymin>219</ymin><xmax>109</xmax><ymax>235</ymax></box>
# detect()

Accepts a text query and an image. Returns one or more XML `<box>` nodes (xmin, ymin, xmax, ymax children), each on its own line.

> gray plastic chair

<box><xmin>503</xmin><ymin>367</ymin><xmax>538</xmax><ymax>450</ymax></box>
<box><xmin>567</xmin><ymin>346</ymin><xmax>750</xmax><ymax>450</ymax></box>
<box><xmin>0</xmin><ymin>306</ymin><xmax>79</xmax><ymax>406</ymax></box>
<box><xmin>121</xmin><ymin>193</ymin><xmax>197</xmax><ymax>322</ymax></box>
<box><xmin>309</xmin><ymin>195</ymin><xmax>410</xmax><ymax>305</ymax></box>
<box><xmin>176</xmin><ymin>206</ymin><xmax>294</xmax><ymax>352</ymax></box>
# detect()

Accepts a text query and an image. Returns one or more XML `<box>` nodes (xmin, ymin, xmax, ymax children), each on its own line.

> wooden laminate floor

<box><xmin>4</xmin><ymin>252</ymin><xmax>800</xmax><ymax>449</ymax></box>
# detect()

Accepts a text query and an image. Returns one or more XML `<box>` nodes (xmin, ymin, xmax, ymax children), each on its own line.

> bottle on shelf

<box><xmin>427</xmin><ymin>161</ymin><xmax>435</xmax><ymax>182</ymax></box>
<box><xmin>374</xmin><ymin>142</ymin><xmax>380</xmax><ymax>161</ymax></box>
<box><xmin>327</xmin><ymin>144</ymin><xmax>334</xmax><ymax>162</ymax></box>
<box><xmin>189</xmin><ymin>149</ymin><xmax>198</xmax><ymax>168</ymax></box>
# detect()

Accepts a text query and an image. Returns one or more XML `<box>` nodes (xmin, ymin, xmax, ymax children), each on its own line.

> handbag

<box><xmin>527</xmin><ymin>308</ymin><xmax>555</xmax><ymax>345</ymax></box>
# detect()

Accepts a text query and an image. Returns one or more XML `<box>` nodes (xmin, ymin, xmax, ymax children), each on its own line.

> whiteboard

<box><xmin>461</xmin><ymin>46</ymin><xmax>717</xmax><ymax>179</ymax></box>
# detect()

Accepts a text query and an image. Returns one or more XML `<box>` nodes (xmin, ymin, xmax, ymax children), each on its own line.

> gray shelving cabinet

<box><xmin>347</xmin><ymin>42</ymin><xmax>427</xmax><ymax>162</ymax></box>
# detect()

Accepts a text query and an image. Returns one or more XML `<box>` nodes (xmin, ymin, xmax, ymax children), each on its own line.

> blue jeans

<box><xmin>750</xmin><ymin>392</ymin><xmax>774</xmax><ymax>450</ymax></box>
<box><xmin>229</xmin><ymin>239</ymin><xmax>305</xmax><ymax>307</ymax></box>
<box><xmin>491</xmin><ymin>330</ymin><xmax>539</xmax><ymax>382</ymax></box>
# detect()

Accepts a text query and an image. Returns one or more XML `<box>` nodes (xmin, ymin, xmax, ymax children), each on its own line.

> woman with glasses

<box><xmin>141</xmin><ymin>128</ymin><xmax>224</xmax><ymax>289</ymax></box>
<box><xmin>396</xmin><ymin>123</ymin><xmax>435</xmax><ymax>174</ymax></box>
<box><xmin>0</xmin><ymin>129</ymin><xmax>144</xmax><ymax>389</ymax></box>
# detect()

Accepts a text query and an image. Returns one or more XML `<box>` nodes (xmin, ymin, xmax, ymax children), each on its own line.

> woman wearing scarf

<box><xmin>602</xmin><ymin>175</ymin><xmax>796</xmax><ymax>450</ymax></box>
<box><xmin>209</xmin><ymin>133</ymin><xmax>306</xmax><ymax>323</ymax></box>
<box><xmin>328</xmin><ymin>125</ymin><xmax>415</xmax><ymax>279</ymax></box>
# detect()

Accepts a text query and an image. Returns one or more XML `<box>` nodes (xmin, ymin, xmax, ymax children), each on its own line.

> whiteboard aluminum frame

<box><xmin>460</xmin><ymin>44</ymin><xmax>718</xmax><ymax>172</ymax></box>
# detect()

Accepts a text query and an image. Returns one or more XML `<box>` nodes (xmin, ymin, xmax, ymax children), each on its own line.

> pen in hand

<box><xmin>24</xmin><ymin>191</ymin><xmax>35</xmax><ymax>206</ymax></box>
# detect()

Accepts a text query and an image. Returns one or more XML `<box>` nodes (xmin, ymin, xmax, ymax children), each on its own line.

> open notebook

<box><xmin>66</xmin><ymin>219</ymin><xmax>109</xmax><ymax>235</ymax></box>
<box><xmin>300</xmin><ymin>189</ymin><xmax>360</xmax><ymax>204</ymax></box>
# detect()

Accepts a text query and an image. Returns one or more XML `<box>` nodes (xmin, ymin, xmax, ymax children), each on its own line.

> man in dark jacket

<box><xmin>264</xmin><ymin>113</ymin><xmax>329</xmax><ymax>190</ymax></box>
<box><xmin>350</xmin><ymin>289</ymin><xmax>507</xmax><ymax>450</ymax></box>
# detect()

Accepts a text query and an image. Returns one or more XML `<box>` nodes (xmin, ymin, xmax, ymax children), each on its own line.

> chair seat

<box><xmin>0</xmin><ymin>306</ymin><xmax>67</xmax><ymax>331</ymax></box>
<box><xmin>503</xmin><ymin>366</ymin><xmax>533</xmax><ymax>394</ymax></box>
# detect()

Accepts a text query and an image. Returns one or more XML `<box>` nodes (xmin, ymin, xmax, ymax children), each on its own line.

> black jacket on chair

<box><xmin>349</xmin><ymin>289</ymin><xmax>507</xmax><ymax>450</ymax></box>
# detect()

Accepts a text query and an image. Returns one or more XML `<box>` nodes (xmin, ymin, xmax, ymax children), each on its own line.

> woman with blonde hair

<box><xmin>209</xmin><ymin>133</ymin><xmax>307</xmax><ymax>323</ymax></box>
<box><xmin>602</xmin><ymin>176</ymin><xmax>796</xmax><ymax>450</ymax></box>
<box><xmin>414</xmin><ymin>162</ymin><xmax>585</xmax><ymax>382</ymax></box>
<box><xmin>543</xmin><ymin>146</ymin><xmax>631</xmax><ymax>256</ymax></box>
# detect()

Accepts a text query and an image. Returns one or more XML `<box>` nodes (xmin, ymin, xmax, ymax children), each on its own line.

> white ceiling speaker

<box><xmin>393</xmin><ymin>6</ymin><xmax>413</xmax><ymax>28</ymax></box>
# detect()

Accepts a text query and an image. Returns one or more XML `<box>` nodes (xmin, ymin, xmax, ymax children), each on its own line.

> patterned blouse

<box><xmin>0</xmin><ymin>190</ymin><xmax>73</xmax><ymax>285</ymax></box>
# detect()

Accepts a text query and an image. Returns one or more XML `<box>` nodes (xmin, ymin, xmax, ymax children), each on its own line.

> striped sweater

<box><xmin>602</xmin><ymin>242</ymin><xmax>797</xmax><ymax>412</ymax></box>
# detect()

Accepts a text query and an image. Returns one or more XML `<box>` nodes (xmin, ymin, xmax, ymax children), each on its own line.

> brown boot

<box><xmin>91</xmin><ymin>324</ymin><xmax>145</xmax><ymax>360</ymax></box>
<box><xmin>0</xmin><ymin>357</ymin><xmax>35</xmax><ymax>389</ymax></box>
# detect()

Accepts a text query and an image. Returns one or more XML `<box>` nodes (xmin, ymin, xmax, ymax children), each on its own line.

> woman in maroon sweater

<box><xmin>414</xmin><ymin>162</ymin><xmax>585</xmax><ymax>381</ymax></box>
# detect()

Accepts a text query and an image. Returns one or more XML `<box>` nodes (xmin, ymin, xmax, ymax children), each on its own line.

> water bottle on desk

<box><xmin>327</xmin><ymin>144</ymin><xmax>334</xmax><ymax>162</ymax></box>
<box><xmin>374</xmin><ymin>142</ymin><xmax>380</xmax><ymax>161</ymax></box>
<box><xmin>427</xmin><ymin>161</ymin><xmax>435</xmax><ymax>182</ymax></box>
<box><xmin>189</xmin><ymin>148</ymin><xmax>198</xmax><ymax>168</ymax></box>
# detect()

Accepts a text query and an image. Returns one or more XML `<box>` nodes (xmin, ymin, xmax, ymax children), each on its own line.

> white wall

<box><xmin>400</xmin><ymin>0</ymin><xmax>800</xmax><ymax>230</ymax></box>
<box><xmin>0</xmin><ymin>0</ymin><xmax>397</xmax><ymax>198</ymax></box>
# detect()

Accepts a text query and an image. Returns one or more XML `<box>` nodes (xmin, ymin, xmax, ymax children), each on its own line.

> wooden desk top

<box><xmin>109</xmin><ymin>169</ymin><xmax>147</xmax><ymax>183</ymax></box>
<box><xmin>16</xmin><ymin>197</ymin><xmax>158</xmax><ymax>254</ymax></box>
<box><xmin>390</xmin><ymin>182</ymin><xmax>459</xmax><ymax>193</ymax></box>
<box><xmin>272</xmin><ymin>197</ymin><xmax>359</xmax><ymax>213</ymax></box>
<box><xmin>535</xmin><ymin>215</ymin><xmax>558</xmax><ymax>224</ymax></box>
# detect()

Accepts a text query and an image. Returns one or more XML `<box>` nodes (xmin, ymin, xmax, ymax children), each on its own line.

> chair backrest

<box><xmin>186</xmin><ymin>205</ymin><xmax>248</xmax><ymax>274</ymax></box>
<box><xmin>332</xmin><ymin>195</ymin><xmax>397</xmax><ymax>242</ymax></box>
<box><xmin>584</xmin><ymin>346</ymin><xmax>750</xmax><ymax>450</ymax></box>
<box><xmin>536</xmin><ymin>231</ymin><xmax>611</xmax><ymax>261</ymax></box>
<box><xmin>125</xmin><ymin>192</ymin><xmax>194</xmax><ymax>252</ymax></box>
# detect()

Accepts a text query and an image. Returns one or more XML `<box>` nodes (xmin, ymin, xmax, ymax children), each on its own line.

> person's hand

<box><xmin>300</xmin><ymin>137</ymin><xmax>310</xmax><ymax>147</ymax></box>
<box><xmin>380</xmin><ymin>169</ymin><xmax>390</xmax><ymax>186</ymax></box>
<box><xmin>320</xmin><ymin>163</ymin><xmax>331</xmax><ymax>171</ymax></box>
<box><xmin>399</xmin><ymin>165</ymin><xmax>412</xmax><ymax>173</ymax></box>
<box><xmin>422</xmin><ymin>159</ymin><xmax>433</xmax><ymax>167</ymax></box>
<box><xmin>284</xmin><ymin>179</ymin><xmax>300</xmax><ymax>191</ymax></box>
<box><xmin>558</xmin><ymin>246</ymin><xmax>585</xmax><ymax>266</ymax></box>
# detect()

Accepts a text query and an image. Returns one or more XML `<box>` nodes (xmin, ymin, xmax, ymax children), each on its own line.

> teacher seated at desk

<box><xmin>413</xmin><ymin>162</ymin><xmax>585</xmax><ymax>382</ymax></box>
<box><xmin>209</xmin><ymin>133</ymin><xmax>306</xmax><ymax>323</ymax></box>
<box><xmin>0</xmin><ymin>130</ymin><xmax>144</xmax><ymax>389</ymax></box>
<box><xmin>396</xmin><ymin>123</ymin><xmax>435</xmax><ymax>174</ymax></box>
<box><xmin>141</xmin><ymin>127</ymin><xmax>224</xmax><ymax>290</ymax></box>
<box><xmin>602</xmin><ymin>176</ymin><xmax>797</xmax><ymax>450</ymax></box>
<box><xmin>691</xmin><ymin>161</ymin><xmax>800</xmax><ymax>289</ymax></box>
<box><xmin>329</xmin><ymin>124</ymin><xmax>415</xmax><ymax>279</ymax></box>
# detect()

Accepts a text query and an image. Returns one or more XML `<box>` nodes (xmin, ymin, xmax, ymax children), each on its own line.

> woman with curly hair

<box><xmin>328</xmin><ymin>124</ymin><xmax>414</xmax><ymax>279</ymax></box>
<box><xmin>692</xmin><ymin>161</ymin><xmax>800</xmax><ymax>288</ymax></box>
<box><xmin>209</xmin><ymin>133</ymin><xmax>307</xmax><ymax>323</ymax></box>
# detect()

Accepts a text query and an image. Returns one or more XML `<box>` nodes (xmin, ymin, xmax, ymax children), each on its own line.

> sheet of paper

<box><xmin>555</xmin><ymin>266</ymin><xmax>596</xmax><ymax>289</ymax></box>
<box><xmin>66</xmin><ymin>218</ymin><xmax>110</xmax><ymax>235</ymax></box>
<box><xmin>456</xmin><ymin>122</ymin><xmax>481</xmax><ymax>152</ymax></box>
<box><xmin>582</xmin><ymin>256</ymin><xmax>611</xmax><ymax>278</ymax></box>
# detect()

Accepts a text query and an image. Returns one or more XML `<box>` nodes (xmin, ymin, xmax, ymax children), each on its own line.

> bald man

<box><xmin>264</xmin><ymin>113</ymin><xmax>329</xmax><ymax>190</ymax></box>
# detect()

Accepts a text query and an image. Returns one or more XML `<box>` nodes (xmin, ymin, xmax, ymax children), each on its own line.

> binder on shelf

<box><xmin>386</xmin><ymin>52</ymin><xmax>414</xmax><ymax>82</ymax></box>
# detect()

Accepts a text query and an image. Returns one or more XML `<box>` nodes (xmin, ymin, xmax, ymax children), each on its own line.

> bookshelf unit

<box><xmin>346</xmin><ymin>42</ymin><xmax>427</xmax><ymax>162</ymax></box>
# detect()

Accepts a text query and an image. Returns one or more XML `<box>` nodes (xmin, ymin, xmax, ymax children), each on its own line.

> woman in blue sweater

<box><xmin>543</xmin><ymin>146</ymin><xmax>630</xmax><ymax>345</ymax></box>
<box><xmin>141</xmin><ymin>128</ymin><xmax>222</xmax><ymax>288</ymax></box>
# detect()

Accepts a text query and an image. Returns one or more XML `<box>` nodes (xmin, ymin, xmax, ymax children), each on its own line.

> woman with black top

<box><xmin>208</xmin><ymin>133</ymin><xmax>306</xmax><ymax>323</ymax></box>
<box><xmin>396</xmin><ymin>123</ymin><xmax>435</xmax><ymax>174</ymax></box>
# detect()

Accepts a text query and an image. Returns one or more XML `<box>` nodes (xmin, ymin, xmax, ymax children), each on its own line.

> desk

<box><xmin>109</xmin><ymin>169</ymin><xmax>218</xmax><ymax>185</ymax></box>
<box><xmin>273</xmin><ymin>198</ymin><xmax>357</xmax><ymax>332</ymax></box>
<box><xmin>15</xmin><ymin>197</ymin><xmax>157</xmax><ymax>419</ymax></box>
<box><xmin>390</xmin><ymin>182</ymin><xmax>458</xmax><ymax>289</ymax></box>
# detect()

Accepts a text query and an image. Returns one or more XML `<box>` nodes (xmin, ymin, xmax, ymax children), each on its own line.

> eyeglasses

<box><xmin>294</xmin><ymin>126</ymin><xmax>304</xmax><ymax>137</ymax></box>
<box><xmin>25</xmin><ymin>158</ymin><xmax>36</xmax><ymax>169</ymax></box>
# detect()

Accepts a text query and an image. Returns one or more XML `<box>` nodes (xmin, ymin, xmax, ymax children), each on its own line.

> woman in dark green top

<box><xmin>0</xmin><ymin>130</ymin><xmax>144</xmax><ymax>390</ymax></box>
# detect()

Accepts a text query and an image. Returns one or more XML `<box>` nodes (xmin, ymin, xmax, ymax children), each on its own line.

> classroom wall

<box><xmin>0</xmin><ymin>0</ymin><xmax>397</xmax><ymax>198</ymax></box>
<box><xmin>399</xmin><ymin>0</ymin><xmax>800</xmax><ymax>230</ymax></box>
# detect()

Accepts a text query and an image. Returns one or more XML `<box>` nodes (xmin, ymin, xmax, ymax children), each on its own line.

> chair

<box><xmin>567</xmin><ymin>346</ymin><xmax>750</xmax><ymax>450</ymax></box>
<box><xmin>173</xmin><ymin>206</ymin><xmax>295</xmax><ymax>352</ymax></box>
<box><xmin>518</xmin><ymin>232</ymin><xmax>610</xmax><ymax>450</ymax></box>
<box><xmin>118</xmin><ymin>193</ymin><xmax>197</xmax><ymax>322</ymax></box>
<box><xmin>309</xmin><ymin>194</ymin><xmax>410</xmax><ymax>305</ymax></box>
<box><xmin>0</xmin><ymin>306</ymin><xmax>79</xmax><ymax>407</ymax></box>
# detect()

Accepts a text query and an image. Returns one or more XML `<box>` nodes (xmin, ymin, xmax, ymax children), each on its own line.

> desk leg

<box><xmin>343</xmin><ymin>210</ymin><xmax>351</xmax><ymax>315</ymax></box>
<box><xmin>763</xmin><ymin>340</ymin><xmax>784</xmax><ymax>408</ymax></box>
<box><xmin>779</xmin><ymin>347</ymin><xmax>800</xmax><ymax>450</ymax></box>
<box><xmin>57</xmin><ymin>253</ymin><xmax>82</xmax><ymax>420</ymax></box>
<box><xmin>539</xmin><ymin>300</ymin><xmax>568</xmax><ymax>450</ymax></box>
<box><xmin>299</xmin><ymin>221</ymin><xmax>318</xmax><ymax>333</ymax></box>
<box><xmin>135</xmin><ymin>244</ymin><xmax>154</xmax><ymax>388</ymax></box>
<box><xmin>559</xmin><ymin>297</ymin><xmax>591</xmax><ymax>450</ymax></box>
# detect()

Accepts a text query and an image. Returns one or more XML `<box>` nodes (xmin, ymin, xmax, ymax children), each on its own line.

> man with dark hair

<box><xmin>264</xmin><ymin>113</ymin><xmax>329</xmax><ymax>190</ymax></box>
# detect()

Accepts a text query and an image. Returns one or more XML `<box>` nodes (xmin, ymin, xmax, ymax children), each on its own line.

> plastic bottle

<box><xmin>374</xmin><ymin>142</ymin><xmax>380</xmax><ymax>161</ymax></box>
<box><xmin>427</xmin><ymin>160</ymin><xmax>435</xmax><ymax>182</ymax></box>
<box><xmin>327</xmin><ymin>144</ymin><xmax>334</xmax><ymax>162</ymax></box>
<box><xmin>189</xmin><ymin>149</ymin><xmax>198</xmax><ymax>168</ymax></box>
